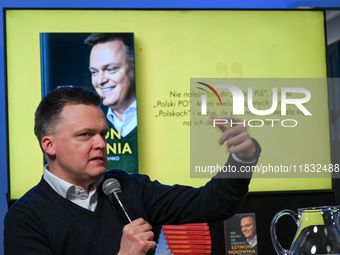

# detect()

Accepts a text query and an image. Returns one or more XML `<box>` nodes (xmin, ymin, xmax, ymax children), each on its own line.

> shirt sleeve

<box><xmin>139</xmin><ymin>147</ymin><xmax>259</xmax><ymax>226</ymax></box>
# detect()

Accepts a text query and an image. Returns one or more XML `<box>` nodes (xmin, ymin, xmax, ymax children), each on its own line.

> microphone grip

<box><xmin>109</xmin><ymin>190</ymin><xmax>136</xmax><ymax>224</ymax></box>
<box><xmin>109</xmin><ymin>190</ymin><xmax>154</xmax><ymax>255</ymax></box>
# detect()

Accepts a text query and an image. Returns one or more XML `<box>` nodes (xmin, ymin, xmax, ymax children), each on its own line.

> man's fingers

<box><xmin>212</xmin><ymin>116</ymin><xmax>230</xmax><ymax>132</ymax></box>
<box><xmin>212</xmin><ymin>116</ymin><xmax>256</xmax><ymax>157</ymax></box>
<box><xmin>120</xmin><ymin>218</ymin><xmax>155</xmax><ymax>255</ymax></box>
<box><xmin>147</xmin><ymin>240</ymin><xmax>157</xmax><ymax>250</ymax></box>
<box><xmin>124</xmin><ymin>218</ymin><xmax>153</xmax><ymax>234</ymax></box>
<box><xmin>227</xmin><ymin>137</ymin><xmax>253</xmax><ymax>154</ymax></box>
<box><xmin>129</xmin><ymin>218</ymin><xmax>148</xmax><ymax>226</ymax></box>
<box><xmin>212</xmin><ymin>116</ymin><xmax>245</xmax><ymax>133</ymax></box>
<box><xmin>219</xmin><ymin>124</ymin><xmax>247</xmax><ymax>145</ymax></box>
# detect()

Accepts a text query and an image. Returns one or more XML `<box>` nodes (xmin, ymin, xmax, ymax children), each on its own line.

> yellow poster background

<box><xmin>5</xmin><ymin>10</ymin><xmax>330</xmax><ymax>199</ymax></box>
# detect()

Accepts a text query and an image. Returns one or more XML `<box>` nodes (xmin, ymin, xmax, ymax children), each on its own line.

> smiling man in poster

<box><xmin>85</xmin><ymin>33</ymin><xmax>138</xmax><ymax>173</ymax></box>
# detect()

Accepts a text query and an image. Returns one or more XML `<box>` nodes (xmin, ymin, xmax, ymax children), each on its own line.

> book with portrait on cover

<box><xmin>224</xmin><ymin>213</ymin><xmax>258</xmax><ymax>255</ymax></box>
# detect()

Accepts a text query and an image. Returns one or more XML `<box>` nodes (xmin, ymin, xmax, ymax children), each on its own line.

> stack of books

<box><xmin>155</xmin><ymin>223</ymin><xmax>211</xmax><ymax>254</ymax></box>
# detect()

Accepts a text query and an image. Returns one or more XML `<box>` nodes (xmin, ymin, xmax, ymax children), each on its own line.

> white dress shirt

<box><xmin>106</xmin><ymin>100</ymin><xmax>137</xmax><ymax>137</ymax></box>
<box><xmin>247</xmin><ymin>235</ymin><xmax>257</xmax><ymax>248</ymax></box>
<box><xmin>43</xmin><ymin>165</ymin><xmax>103</xmax><ymax>212</ymax></box>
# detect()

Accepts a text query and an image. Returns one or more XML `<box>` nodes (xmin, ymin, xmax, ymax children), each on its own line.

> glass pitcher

<box><xmin>271</xmin><ymin>206</ymin><xmax>340</xmax><ymax>255</ymax></box>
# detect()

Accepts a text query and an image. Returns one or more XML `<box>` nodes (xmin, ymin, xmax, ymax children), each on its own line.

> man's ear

<box><xmin>41</xmin><ymin>136</ymin><xmax>56</xmax><ymax>156</ymax></box>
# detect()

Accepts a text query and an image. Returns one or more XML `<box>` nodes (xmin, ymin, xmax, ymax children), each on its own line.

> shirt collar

<box><xmin>247</xmin><ymin>235</ymin><xmax>257</xmax><ymax>247</ymax></box>
<box><xmin>43</xmin><ymin>165</ymin><xmax>104</xmax><ymax>199</ymax></box>
<box><xmin>106</xmin><ymin>100</ymin><xmax>137</xmax><ymax>137</ymax></box>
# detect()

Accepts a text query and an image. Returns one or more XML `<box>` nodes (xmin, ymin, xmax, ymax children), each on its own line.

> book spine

<box><xmin>169</xmin><ymin>249</ymin><xmax>211</xmax><ymax>254</ymax></box>
<box><xmin>166</xmin><ymin>239</ymin><xmax>212</xmax><ymax>245</ymax></box>
<box><xmin>157</xmin><ymin>224</ymin><xmax>211</xmax><ymax>254</ymax></box>
<box><xmin>162</xmin><ymin>230</ymin><xmax>210</xmax><ymax>236</ymax></box>
<box><xmin>167</xmin><ymin>244</ymin><xmax>211</xmax><ymax>249</ymax></box>
<box><xmin>165</xmin><ymin>234</ymin><xmax>211</xmax><ymax>240</ymax></box>
<box><xmin>162</xmin><ymin>225</ymin><xmax>209</xmax><ymax>231</ymax></box>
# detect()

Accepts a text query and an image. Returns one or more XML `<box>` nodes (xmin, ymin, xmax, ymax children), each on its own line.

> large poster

<box><xmin>40</xmin><ymin>33</ymin><xmax>138</xmax><ymax>174</ymax></box>
<box><xmin>5</xmin><ymin>10</ymin><xmax>330</xmax><ymax>200</ymax></box>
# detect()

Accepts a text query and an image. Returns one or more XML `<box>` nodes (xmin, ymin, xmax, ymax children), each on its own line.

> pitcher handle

<box><xmin>270</xmin><ymin>209</ymin><xmax>298</xmax><ymax>255</ymax></box>
<box><xmin>336</xmin><ymin>208</ymin><xmax>340</xmax><ymax>234</ymax></box>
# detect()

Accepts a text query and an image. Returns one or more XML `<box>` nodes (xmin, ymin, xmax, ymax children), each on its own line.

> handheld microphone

<box><xmin>102</xmin><ymin>178</ymin><xmax>136</xmax><ymax>224</ymax></box>
<box><xmin>103</xmin><ymin>178</ymin><xmax>154</xmax><ymax>255</ymax></box>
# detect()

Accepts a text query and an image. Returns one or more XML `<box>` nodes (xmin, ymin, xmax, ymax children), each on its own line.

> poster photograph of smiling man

<box><xmin>40</xmin><ymin>33</ymin><xmax>138</xmax><ymax>174</ymax></box>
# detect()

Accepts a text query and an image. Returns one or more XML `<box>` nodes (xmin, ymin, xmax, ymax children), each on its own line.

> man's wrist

<box><xmin>233</xmin><ymin>138</ymin><xmax>261</xmax><ymax>163</ymax></box>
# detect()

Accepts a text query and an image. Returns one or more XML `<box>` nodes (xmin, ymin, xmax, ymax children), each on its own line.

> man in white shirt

<box><xmin>4</xmin><ymin>86</ymin><xmax>260</xmax><ymax>255</ymax></box>
<box><xmin>85</xmin><ymin>33</ymin><xmax>138</xmax><ymax>173</ymax></box>
<box><xmin>240</xmin><ymin>215</ymin><xmax>257</xmax><ymax>248</ymax></box>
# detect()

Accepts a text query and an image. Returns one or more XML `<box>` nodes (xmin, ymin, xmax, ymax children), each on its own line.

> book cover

<box><xmin>40</xmin><ymin>32</ymin><xmax>138</xmax><ymax>174</ymax></box>
<box><xmin>224</xmin><ymin>213</ymin><xmax>258</xmax><ymax>255</ymax></box>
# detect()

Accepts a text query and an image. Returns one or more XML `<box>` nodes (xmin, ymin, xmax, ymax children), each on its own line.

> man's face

<box><xmin>48</xmin><ymin>104</ymin><xmax>109</xmax><ymax>187</ymax></box>
<box><xmin>89</xmin><ymin>40</ymin><xmax>135</xmax><ymax>113</ymax></box>
<box><xmin>240</xmin><ymin>216</ymin><xmax>256</xmax><ymax>241</ymax></box>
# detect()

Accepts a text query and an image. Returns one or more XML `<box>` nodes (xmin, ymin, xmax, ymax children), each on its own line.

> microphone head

<box><xmin>102</xmin><ymin>178</ymin><xmax>121</xmax><ymax>196</ymax></box>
